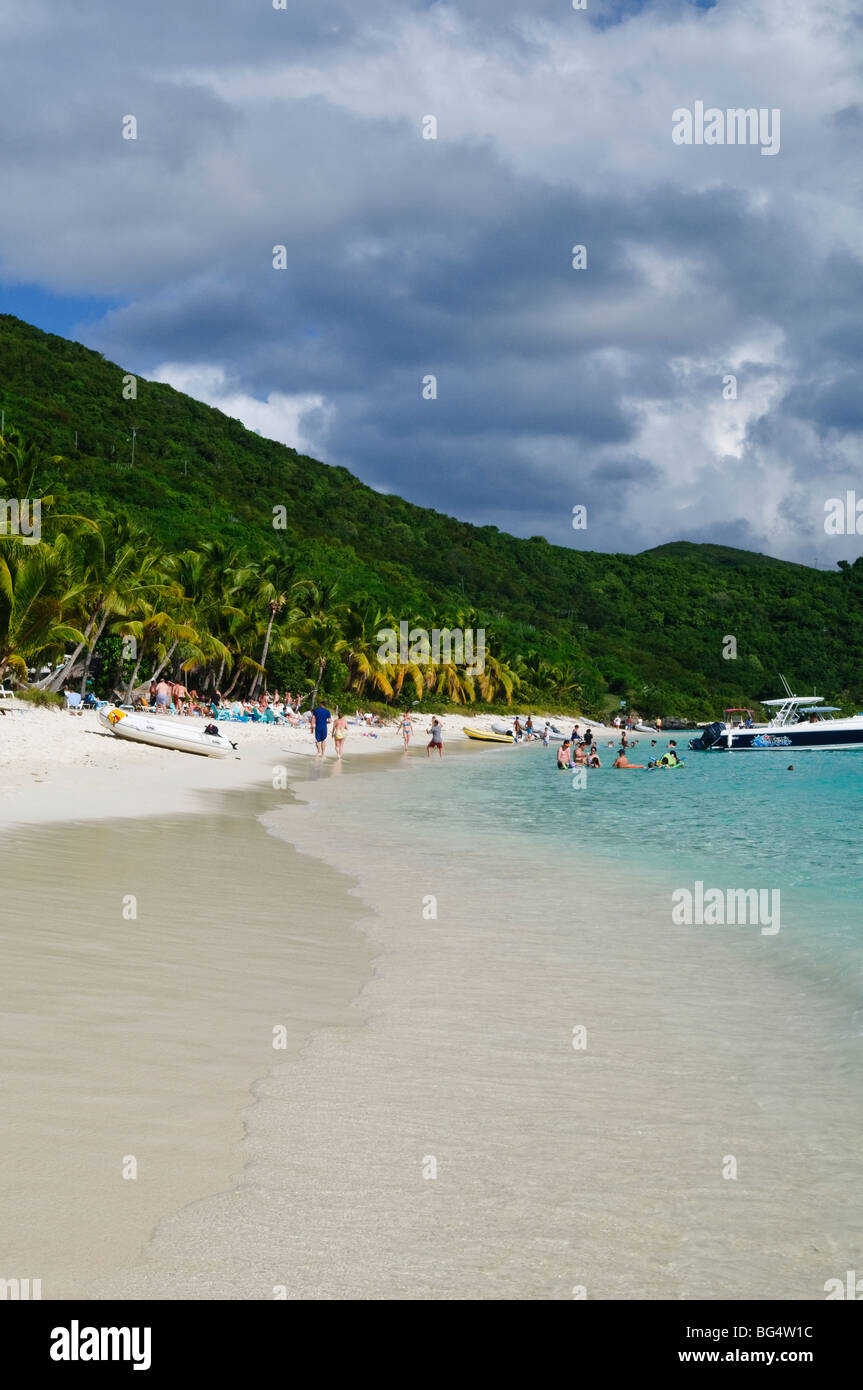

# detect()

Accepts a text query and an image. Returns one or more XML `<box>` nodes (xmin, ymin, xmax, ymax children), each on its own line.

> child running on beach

<box><xmin>427</xmin><ymin>717</ymin><xmax>443</xmax><ymax>758</ymax></box>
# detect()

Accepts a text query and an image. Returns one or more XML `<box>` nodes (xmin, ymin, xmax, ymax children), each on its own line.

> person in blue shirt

<box><xmin>310</xmin><ymin>705</ymin><xmax>331</xmax><ymax>757</ymax></box>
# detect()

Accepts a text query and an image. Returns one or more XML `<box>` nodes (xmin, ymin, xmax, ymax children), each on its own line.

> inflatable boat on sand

<box><xmin>98</xmin><ymin>708</ymin><xmax>236</xmax><ymax>758</ymax></box>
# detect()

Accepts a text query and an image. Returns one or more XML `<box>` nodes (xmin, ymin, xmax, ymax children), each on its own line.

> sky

<box><xmin>1</xmin><ymin>0</ymin><xmax>861</xmax><ymax>564</ymax></box>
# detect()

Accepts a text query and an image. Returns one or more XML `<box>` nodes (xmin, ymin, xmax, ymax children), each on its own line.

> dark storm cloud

<box><xmin>1</xmin><ymin>0</ymin><xmax>860</xmax><ymax>561</ymax></box>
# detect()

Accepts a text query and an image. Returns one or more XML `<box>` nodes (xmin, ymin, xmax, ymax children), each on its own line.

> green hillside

<box><xmin>1</xmin><ymin>312</ymin><xmax>861</xmax><ymax>717</ymax></box>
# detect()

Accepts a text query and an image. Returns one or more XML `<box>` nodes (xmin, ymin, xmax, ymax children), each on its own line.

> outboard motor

<box><xmin>689</xmin><ymin>721</ymin><xmax>725</xmax><ymax>751</ymax></box>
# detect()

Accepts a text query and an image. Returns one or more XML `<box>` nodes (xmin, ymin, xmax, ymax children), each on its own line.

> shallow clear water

<box><xmin>362</xmin><ymin>737</ymin><xmax>863</xmax><ymax>1033</ymax></box>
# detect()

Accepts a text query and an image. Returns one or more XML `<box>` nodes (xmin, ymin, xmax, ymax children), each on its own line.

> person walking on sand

<box><xmin>310</xmin><ymin>702</ymin><xmax>331</xmax><ymax>757</ymax></box>
<box><xmin>399</xmin><ymin>710</ymin><xmax>414</xmax><ymax>751</ymax></box>
<box><xmin>427</xmin><ymin>717</ymin><xmax>443</xmax><ymax>758</ymax></box>
<box><xmin>333</xmin><ymin>712</ymin><xmax>348</xmax><ymax>760</ymax></box>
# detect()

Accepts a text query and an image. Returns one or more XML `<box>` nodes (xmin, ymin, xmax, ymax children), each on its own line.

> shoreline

<box><xmin>5</xmin><ymin>708</ymin><xmax>854</xmax><ymax>1300</ymax></box>
<box><xmin>76</xmin><ymin>750</ymin><xmax>863</xmax><ymax>1299</ymax></box>
<box><xmin>0</xmin><ymin>704</ymin><xmax>629</xmax><ymax>826</ymax></box>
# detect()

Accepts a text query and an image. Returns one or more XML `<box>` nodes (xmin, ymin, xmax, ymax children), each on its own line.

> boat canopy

<box><xmin>761</xmin><ymin>694</ymin><xmax>823</xmax><ymax>707</ymax></box>
<box><xmin>800</xmin><ymin>705</ymin><xmax>840</xmax><ymax>713</ymax></box>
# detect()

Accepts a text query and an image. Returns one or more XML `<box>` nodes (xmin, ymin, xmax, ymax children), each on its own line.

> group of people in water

<box><xmin>557</xmin><ymin>728</ymin><xmax>682</xmax><ymax>771</ymax></box>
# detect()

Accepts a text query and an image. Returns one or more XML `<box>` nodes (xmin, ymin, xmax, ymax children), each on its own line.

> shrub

<box><xmin>18</xmin><ymin>688</ymin><xmax>65</xmax><ymax>708</ymax></box>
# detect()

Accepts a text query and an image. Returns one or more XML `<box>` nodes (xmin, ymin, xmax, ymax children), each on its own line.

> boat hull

<box><xmin>463</xmin><ymin>727</ymin><xmax>514</xmax><ymax>744</ymax></box>
<box><xmin>98</xmin><ymin>708</ymin><xmax>234</xmax><ymax>758</ymax></box>
<box><xmin>691</xmin><ymin>721</ymin><xmax>863</xmax><ymax>752</ymax></box>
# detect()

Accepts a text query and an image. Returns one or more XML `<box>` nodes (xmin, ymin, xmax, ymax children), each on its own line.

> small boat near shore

<box><xmin>463</xmin><ymin>727</ymin><xmax>515</xmax><ymax>744</ymax></box>
<box><xmin>98</xmin><ymin>708</ymin><xmax>236</xmax><ymax>758</ymax></box>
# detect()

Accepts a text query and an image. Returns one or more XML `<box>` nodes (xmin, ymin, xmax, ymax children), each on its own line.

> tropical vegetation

<box><xmin>1</xmin><ymin>313</ymin><xmax>862</xmax><ymax>719</ymax></box>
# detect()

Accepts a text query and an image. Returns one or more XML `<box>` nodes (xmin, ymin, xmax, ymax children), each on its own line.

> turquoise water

<box><xmin>384</xmin><ymin>736</ymin><xmax>863</xmax><ymax>1030</ymax></box>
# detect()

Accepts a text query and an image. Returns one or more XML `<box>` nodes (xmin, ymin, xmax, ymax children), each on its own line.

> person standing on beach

<box><xmin>333</xmin><ymin>712</ymin><xmax>348</xmax><ymax>760</ymax></box>
<box><xmin>399</xmin><ymin>711</ymin><xmax>413</xmax><ymax>751</ymax></box>
<box><xmin>427</xmin><ymin>717</ymin><xmax>443</xmax><ymax>758</ymax></box>
<box><xmin>154</xmin><ymin>678</ymin><xmax>171</xmax><ymax>713</ymax></box>
<box><xmin>311</xmin><ymin>703</ymin><xmax>331</xmax><ymax>757</ymax></box>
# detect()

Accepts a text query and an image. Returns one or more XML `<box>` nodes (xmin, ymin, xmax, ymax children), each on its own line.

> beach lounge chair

<box><xmin>64</xmin><ymin>691</ymin><xmax>84</xmax><ymax>716</ymax></box>
<box><xmin>0</xmin><ymin>687</ymin><xmax>25</xmax><ymax>715</ymax></box>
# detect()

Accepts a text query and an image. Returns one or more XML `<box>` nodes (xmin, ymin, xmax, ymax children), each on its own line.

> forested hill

<box><xmin>2</xmin><ymin>312</ymin><xmax>861</xmax><ymax>716</ymax></box>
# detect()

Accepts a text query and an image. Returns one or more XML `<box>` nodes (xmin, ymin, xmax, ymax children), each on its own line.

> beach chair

<box><xmin>64</xmin><ymin>690</ymin><xmax>84</xmax><ymax>716</ymax></box>
<box><xmin>0</xmin><ymin>687</ymin><xmax>25</xmax><ymax>715</ymax></box>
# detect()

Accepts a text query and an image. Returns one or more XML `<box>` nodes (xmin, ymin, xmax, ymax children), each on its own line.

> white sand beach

<box><xmin>1</xmin><ymin>701</ymin><xmax>630</xmax><ymax>1300</ymax></box>
<box><xmin>0</xmin><ymin>705</ymin><xmax>621</xmax><ymax>826</ymax></box>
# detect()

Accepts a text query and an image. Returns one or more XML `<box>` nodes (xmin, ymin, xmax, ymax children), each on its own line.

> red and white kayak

<box><xmin>98</xmin><ymin>707</ymin><xmax>235</xmax><ymax>758</ymax></box>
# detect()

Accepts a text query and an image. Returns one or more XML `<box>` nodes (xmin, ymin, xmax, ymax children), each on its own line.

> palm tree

<box><xmin>121</xmin><ymin>597</ymin><xmax>198</xmax><ymax>700</ymax></box>
<box><xmin>248</xmin><ymin>554</ymin><xmax>295</xmax><ymax>697</ymax></box>
<box><xmin>36</xmin><ymin>519</ymin><xmax>162</xmax><ymax>693</ymax></box>
<box><xmin>475</xmin><ymin>651</ymin><xmax>519</xmax><ymax>705</ymax></box>
<box><xmin>287</xmin><ymin>614</ymin><xmax>347</xmax><ymax>708</ymax></box>
<box><xmin>0</xmin><ymin>538</ymin><xmax>84</xmax><ymax>684</ymax></box>
<box><xmin>342</xmin><ymin>602</ymin><xmax>395</xmax><ymax>701</ymax></box>
<box><xmin>163</xmin><ymin>546</ymin><xmax>233</xmax><ymax>693</ymax></box>
<box><xmin>0</xmin><ymin>430</ymin><xmax>61</xmax><ymax>505</ymax></box>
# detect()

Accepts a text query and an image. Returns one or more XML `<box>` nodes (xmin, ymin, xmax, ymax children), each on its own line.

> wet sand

<box><xmin>0</xmin><ymin>779</ymin><xmax>374</xmax><ymax>1299</ymax></box>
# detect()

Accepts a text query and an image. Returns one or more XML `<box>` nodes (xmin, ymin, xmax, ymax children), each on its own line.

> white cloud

<box><xmin>149</xmin><ymin>363</ymin><xmax>332</xmax><ymax>455</ymax></box>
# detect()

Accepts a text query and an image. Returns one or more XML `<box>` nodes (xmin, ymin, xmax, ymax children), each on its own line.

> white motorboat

<box><xmin>689</xmin><ymin>678</ymin><xmax>863</xmax><ymax>753</ymax></box>
<box><xmin>98</xmin><ymin>707</ymin><xmax>236</xmax><ymax>758</ymax></box>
